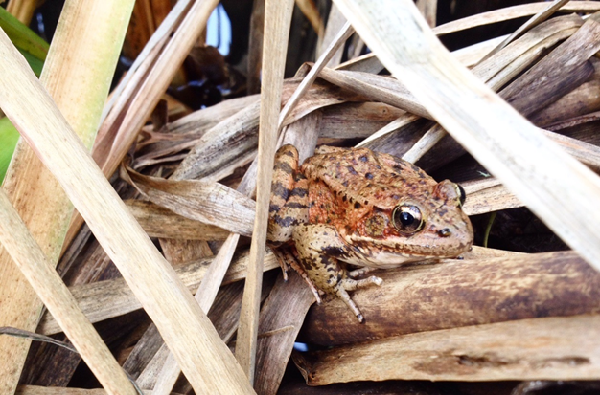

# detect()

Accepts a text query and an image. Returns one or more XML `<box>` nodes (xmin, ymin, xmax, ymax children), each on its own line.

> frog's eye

<box><xmin>392</xmin><ymin>204</ymin><xmax>425</xmax><ymax>233</ymax></box>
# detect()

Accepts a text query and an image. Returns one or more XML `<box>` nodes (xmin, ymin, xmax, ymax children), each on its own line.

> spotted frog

<box><xmin>267</xmin><ymin>144</ymin><xmax>473</xmax><ymax>322</ymax></box>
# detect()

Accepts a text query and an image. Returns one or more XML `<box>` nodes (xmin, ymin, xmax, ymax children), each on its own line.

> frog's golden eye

<box><xmin>392</xmin><ymin>204</ymin><xmax>424</xmax><ymax>233</ymax></box>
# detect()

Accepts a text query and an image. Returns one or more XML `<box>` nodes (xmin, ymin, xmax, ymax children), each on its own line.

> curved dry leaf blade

<box><xmin>122</xmin><ymin>166</ymin><xmax>256</xmax><ymax>236</ymax></box>
<box><xmin>125</xmin><ymin>200</ymin><xmax>231</xmax><ymax>240</ymax></box>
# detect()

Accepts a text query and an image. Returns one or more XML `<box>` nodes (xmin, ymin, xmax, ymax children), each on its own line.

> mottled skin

<box><xmin>267</xmin><ymin>144</ymin><xmax>473</xmax><ymax>322</ymax></box>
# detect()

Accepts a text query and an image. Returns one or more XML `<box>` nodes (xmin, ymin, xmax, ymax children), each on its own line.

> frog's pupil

<box><xmin>458</xmin><ymin>185</ymin><xmax>467</xmax><ymax>207</ymax></box>
<box><xmin>400</xmin><ymin>211</ymin><xmax>414</xmax><ymax>226</ymax></box>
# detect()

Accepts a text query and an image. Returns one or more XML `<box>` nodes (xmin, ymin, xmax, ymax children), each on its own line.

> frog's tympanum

<box><xmin>267</xmin><ymin>144</ymin><xmax>473</xmax><ymax>322</ymax></box>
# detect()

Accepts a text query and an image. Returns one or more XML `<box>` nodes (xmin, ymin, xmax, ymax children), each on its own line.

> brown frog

<box><xmin>266</xmin><ymin>144</ymin><xmax>473</xmax><ymax>322</ymax></box>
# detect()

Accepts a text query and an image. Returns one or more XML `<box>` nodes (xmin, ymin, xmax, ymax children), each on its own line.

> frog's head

<box><xmin>340</xmin><ymin>180</ymin><xmax>473</xmax><ymax>268</ymax></box>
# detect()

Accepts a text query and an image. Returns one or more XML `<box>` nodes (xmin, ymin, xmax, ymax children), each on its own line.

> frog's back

<box><xmin>302</xmin><ymin>146</ymin><xmax>437</xmax><ymax>210</ymax></box>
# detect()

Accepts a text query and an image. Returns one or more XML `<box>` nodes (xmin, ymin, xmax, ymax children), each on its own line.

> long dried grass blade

<box><xmin>278</xmin><ymin>21</ymin><xmax>354</xmax><ymax>129</ymax></box>
<box><xmin>126</xmin><ymin>200</ymin><xmax>230</xmax><ymax>240</ymax></box>
<box><xmin>0</xmin><ymin>189</ymin><xmax>136</xmax><ymax>394</ymax></box>
<box><xmin>236</xmin><ymin>0</ymin><xmax>295</xmax><ymax>383</ymax></box>
<box><xmin>487</xmin><ymin>0</ymin><xmax>569</xmax><ymax>56</ymax></box>
<box><xmin>0</xmin><ymin>1</ymin><xmax>135</xmax><ymax>392</ymax></box>
<box><xmin>319</xmin><ymin>5</ymin><xmax>347</xmax><ymax>65</ymax></box>
<box><xmin>433</xmin><ymin>1</ymin><xmax>600</xmax><ymax>35</ymax></box>
<box><xmin>0</xmin><ymin>22</ymin><xmax>254</xmax><ymax>395</ymax></box>
<box><xmin>152</xmin><ymin>234</ymin><xmax>242</xmax><ymax>394</ymax></box>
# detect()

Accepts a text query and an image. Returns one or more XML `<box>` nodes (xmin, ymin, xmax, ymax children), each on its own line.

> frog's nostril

<box><xmin>438</xmin><ymin>228</ymin><xmax>451</xmax><ymax>237</ymax></box>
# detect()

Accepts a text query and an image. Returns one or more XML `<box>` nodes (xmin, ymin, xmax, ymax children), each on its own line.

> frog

<box><xmin>266</xmin><ymin>144</ymin><xmax>473</xmax><ymax>322</ymax></box>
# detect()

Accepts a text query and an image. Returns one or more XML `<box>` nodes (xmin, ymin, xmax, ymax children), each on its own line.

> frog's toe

<box><xmin>370</xmin><ymin>275</ymin><xmax>383</xmax><ymax>287</ymax></box>
<box><xmin>347</xmin><ymin>266</ymin><xmax>379</xmax><ymax>278</ymax></box>
<box><xmin>342</xmin><ymin>275</ymin><xmax>382</xmax><ymax>291</ymax></box>
<box><xmin>335</xmin><ymin>286</ymin><xmax>364</xmax><ymax>322</ymax></box>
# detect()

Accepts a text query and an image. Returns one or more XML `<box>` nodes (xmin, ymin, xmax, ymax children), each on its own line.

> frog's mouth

<box><xmin>340</xmin><ymin>231</ymin><xmax>473</xmax><ymax>269</ymax></box>
<box><xmin>339</xmin><ymin>247</ymin><xmax>460</xmax><ymax>268</ymax></box>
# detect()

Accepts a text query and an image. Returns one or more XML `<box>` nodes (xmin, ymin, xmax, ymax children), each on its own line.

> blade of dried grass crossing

<box><xmin>62</xmin><ymin>0</ymin><xmax>219</xmax><ymax>256</ymax></box>
<box><xmin>0</xmin><ymin>190</ymin><xmax>136</xmax><ymax>395</ymax></box>
<box><xmin>278</xmin><ymin>21</ymin><xmax>354</xmax><ymax>130</ymax></box>
<box><xmin>433</xmin><ymin>1</ymin><xmax>600</xmax><ymax>35</ymax></box>
<box><xmin>0</xmin><ymin>25</ymin><xmax>254</xmax><ymax>395</ymax></box>
<box><xmin>152</xmin><ymin>234</ymin><xmax>241</xmax><ymax>394</ymax></box>
<box><xmin>485</xmin><ymin>0</ymin><xmax>569</xmax><ymax>57</ymax></box>
<box><xmin>0</xmin><ymin>1</ymin><xmax>134</xmax><ymax>392</ymax></box>
<box><xmin>98</xmin><ymin>0</ymin><xmax>219</xmax><ymax>178</ymax></box>
<box><xmin>415</xmin><ymin>0</ymin><xmax>437</xmax><ymax>27</ymax></box>
<box><xmin>319</xmin><ymin>5</ymin><xmax>347</xmax><ymax>65</ymax></box>
<box><xmin>236</xmin><ymin>0</ymin><xmax>295</xmax><ymax>383</ymax></box>
<box><xmin>334</xmin><ymin>0</ymin><xmax>600</xmax><ymax>270</ymax></box>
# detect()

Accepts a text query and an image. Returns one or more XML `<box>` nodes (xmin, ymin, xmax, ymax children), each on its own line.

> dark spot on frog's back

<box><xmin>411</xmin><ymin>164</ymin><xmax>428</xmax><ymax>178</ymax></box>
<box><xmin>269</xmin><ymin>204</ymin><xmax>281</xmax><ymax>212</ymax></box>
<box><xmin>365</xmin><ymin>172</ymin><xmax>374</xmax><ymax>180</ymax></box>
<box><xmin>284</xmin><ymin>150</ymin><xmax>295</xmax><ymax>158</ymax></box>
<box><xmin>347</xmin><ymin>165</ymin><xmax>358</xmax><ymax>175</ymax></box>
<box><xmin>359</xmin><ymin>155</ymin><xmax>368</xmax><ymax>163</ymax></box>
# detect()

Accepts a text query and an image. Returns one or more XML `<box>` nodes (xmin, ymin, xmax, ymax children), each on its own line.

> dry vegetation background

<box><xmin>1</xmin><ymin>0</ymin><xmax>600</xmax><ymax>394</ymax></box>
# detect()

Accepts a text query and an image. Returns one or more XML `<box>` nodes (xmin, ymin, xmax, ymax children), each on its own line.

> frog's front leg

<box><xmin>292</xmin><ymin>223</ymin><xmax>382</xmax><ymax>322</ymax></box>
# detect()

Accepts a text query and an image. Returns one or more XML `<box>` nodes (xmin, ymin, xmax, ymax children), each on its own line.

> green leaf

<box><xmin>0</xmin><ymin>7</ymin><xmax>49</xmax><ymax>61</ymax></box>
<box><xmin>0</xmin><ymin>117</ymin><xmax>20</xmax><ymax>184</ymax></box>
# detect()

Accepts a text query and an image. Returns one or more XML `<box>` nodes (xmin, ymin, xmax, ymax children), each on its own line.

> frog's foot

<box><xmin>335</xmin><ymin>276</ymin><xmax>382</xmax><ymax>323</ymax></box>
<box><xmin>347</xmin><ymin>267</ymin><xmax>380</xmax><ymax>279</ymax></box>
<box><xmin>334</xmin><ymin>285</ymin><xmax>364</xmax><ymax>323</ymax></box>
